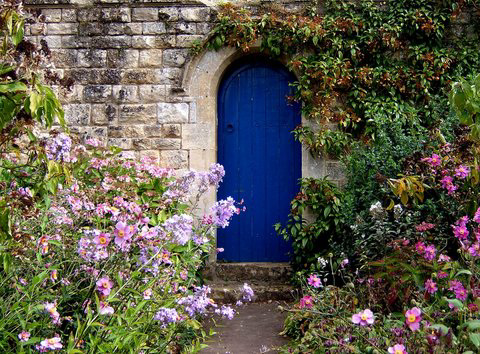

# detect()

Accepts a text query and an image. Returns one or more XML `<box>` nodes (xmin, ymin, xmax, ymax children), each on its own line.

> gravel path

<box><xmin>201</xmin><ymin>302</ymin><xmax>290</xmax><ymax>354</ymax></box>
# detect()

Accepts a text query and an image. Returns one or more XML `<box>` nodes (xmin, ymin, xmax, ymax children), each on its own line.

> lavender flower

<box><xmin>215</xmin><ymin>305</ymin><xmax>235</xmax><ymax>320</ymax></box>
<box><xmin>45</xmin><ymin>133</ymin><xmax>72</xmax><ymax>162</ymax></box>
<box><xmin>154</xmin><ymin>308</ymin><xmax>179</xmax><ymax>327</ymax></box>
<box><xmin>163</xmin><ymin>214</ymin><xmax>193</xmax><ymax>245</ymax></box>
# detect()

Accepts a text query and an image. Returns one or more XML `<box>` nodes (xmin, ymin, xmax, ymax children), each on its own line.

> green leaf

<box><xmin>455</xmin><ymin>269</ymin><xmax>472</xmax><ymax>277</ymax></box>
<box><xmin>463</xmin><ymin>320</ymin><xmax>480</xmax><ymax>330</ymax></box>
<box><xmin>469</xmin><ymin>333</ymin><xmax>480</xmax><ymax>348</ymax></box>
<box><xmin>0</xmin><ymin>82</ymin><xmax>27</xmax><ymax>93</ymax></box>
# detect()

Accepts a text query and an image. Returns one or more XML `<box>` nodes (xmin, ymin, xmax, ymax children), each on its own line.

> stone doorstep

<box><xmin>202</xmin><ymin>262</ymin><xmax>292</xmax><ymax>283</ymax></box>
<box><xmin>208</xmin><ymin>281</ymin><xmax>297</xmax><ymax>304</ymax></box>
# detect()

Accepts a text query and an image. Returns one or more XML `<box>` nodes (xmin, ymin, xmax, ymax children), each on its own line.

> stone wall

<box><xmin>24</xmin><ymin>0</ymin><xmax>318</xmax><ymax>170</ymax></box>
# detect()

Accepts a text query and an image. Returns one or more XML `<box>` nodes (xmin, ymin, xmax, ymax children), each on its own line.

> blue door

<box><xmin>217</xmin><ymin>57</ymin><xmax>302</xmax><ymax>262</ymax></box>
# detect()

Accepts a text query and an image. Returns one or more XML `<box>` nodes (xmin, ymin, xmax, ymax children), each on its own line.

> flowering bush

<box><xmin>0</xmin><ymin>134</ymin><xmax>249</xmax><ymax>352</ymax></box>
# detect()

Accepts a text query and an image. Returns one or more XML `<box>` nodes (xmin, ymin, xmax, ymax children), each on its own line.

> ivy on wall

<box><xmin>198</xmin><ymin>0</ymin><xmax>480</xmax><ymax>157</ymax></box>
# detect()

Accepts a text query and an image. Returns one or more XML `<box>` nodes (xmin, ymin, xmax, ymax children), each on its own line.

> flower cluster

<box><xmin>45</xmin><ymin>133</ymin><xmax>72</xmax><ymax>162</ymax></box>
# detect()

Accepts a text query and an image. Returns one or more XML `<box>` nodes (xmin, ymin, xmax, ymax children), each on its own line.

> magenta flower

<box><xmin>474</xmin><ymin>207</ymin><xmax>480</xmax><ymax>223</ymax></box>
<box><xmin>415</xmin><ymin>241</ymin><xmax>426</xmax><ymax>254</ymax></box>
<box><xmin>438</xmin><ymin>271</ymin><xmax>448</xmax><ymax>279</ymax></box>
<box><xmin>425</xmin><ymin>279</ymin><xmax>438</xmax><ymax>294</ymax></box>
<box><xmin>440</xmin><ymin>175</ymin><xmax>457</xmax><ymax>195</ymax></box>
<box><xmin>405</xmin><ymin>307</ymin><xmax>422</xmax><ymax>331</ymax></box>
<box><xmin>415</xmin><ymin>222</ymin><xmax>435</xmax><ymax>232</ymax></box>
<box><xmin>469</xmin><ymin>243</ymin><xmax>480</xmax><ymax>257</ymax></box>
<box><xmin>424</xmin><ymin>245</ymin><xmax>436</xmax><ymax>261</ymax></box>
<box><xmin>44</xmin><ymin>302</ymin><xmax>60</xmax><ymax>324</ymax></box>
<box><xmin>388</xmin><ymin>344</ymin><xmax>408</xmax><ymax>354</ymax></box>
<box><xmin>18</xmin><ymin>331</ymin><xmax>30</xmax><ymax>342</ymax></box>
<box><xmin>307</xmin><ymin>274</ymin><xmax>322</xmax><ymax>288</ymax></box>
<box><xmin>438</xmin><ymin>254</ymin><xmax>451</xmax><ymax>263</ymax></box>
<box><xmin>455</xmin><ymin>286</ymin><xmax>468</xmax><ymax>301</ymax></box>
<box><xmin>422</xmin><ymin>153</ymin><xmax>442</xmax><ymax>167</ymax></box>
<box><xmin>299</xmin><ymin>295</ymin><xmax>314</xmax><ymax>309</ymax></box>
<box><xmin>352</xmin><ymin>309</ymin><xmax>374</xmax><ymax>326</ymax></box>
<box><xmin>99</xmin><ymin>301</ymin><xmax>114</xmax><ymax>315</ymax></box>
<box><xmin>96</xmin><ymin>276</ymin><xmax>114</xmax><ymax>297</ymax></box>
<box><xmin>453</xmin><ymin>224</ymin><xmax>469</xmax><ymax>240</ymax></box>
<box><xmin>455</xmin><ymin>165</ymin><xmax>470</xmax><ymax>179</ymax></box>
<box><xmin>143</xmin><ymin>289</ymin><xmax>153</xmax><ymax>300</ymax></box>
<box><xmin>50</xmin><ymin>269</ymin><xmax>58</xmax><ymax>283</ymax></box>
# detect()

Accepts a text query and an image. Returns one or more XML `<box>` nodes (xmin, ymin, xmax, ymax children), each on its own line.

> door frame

<box><xmin>182</xmin><ymin>45</ymin><xmax>327</xmax><ymax>263</ymax></box>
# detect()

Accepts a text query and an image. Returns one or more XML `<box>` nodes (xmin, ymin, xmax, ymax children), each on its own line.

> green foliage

<box><xmin>450</xmin><ymin>73</ymin><xmax>480</xmax><ymax>141</ymax></box>
<box><xmin>203</xmin><ymin>0</ymin><xmax>480</xmax><ymax>156</ymax></box>
<box><xmin>275</xmin><ymin>178</ymin><xmax>343</xmax><ymax>274</ymax></box>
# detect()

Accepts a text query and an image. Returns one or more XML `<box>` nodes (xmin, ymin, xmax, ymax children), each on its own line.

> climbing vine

<box><xmin>200</xmin><ymin>0</ymin><xmax>480</xmax><ymax>157</ymax></box>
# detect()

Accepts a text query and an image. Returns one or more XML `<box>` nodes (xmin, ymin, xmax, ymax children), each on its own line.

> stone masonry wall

<box><xmin>24</xmin><ymin>0</ymin><xmax>315</xmax><ymax>174</ymax></box>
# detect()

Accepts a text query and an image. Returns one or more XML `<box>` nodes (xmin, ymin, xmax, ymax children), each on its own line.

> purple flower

<box><xmin>352</xmin><ymin>309</ymin><xmax>374</xmax><ymax>326</ymax></box>
<box><xmin>474</xmin><ymin>207</ymin><xmax>480</xmax><ymax>223</ymax></box>
<box><xmin>44</xmin><ymin>302</ymin><xmax>60</xmax><ymax>324</ymax></box>
<box><xmin>208</xmin><ymin>197</ymin><xmax>240</xmax><ymax>228</ymax></box>
<box><xmin>154</xmin><ymin>308</ymin><xmax>180</xmax><ymax>327</ymax></box>
<box><xmin>469</xmin><ymin>243</ymin><xmax>480</xmax><ymax>257</ymax></box>
<box><xmin>440</xmin><ymin>175</ymin><xmax>457</xmax><ymax>195</ymax></box>
<box><xmin>163</xmin><ymin>214</ymin><xmax>193</xmax><ymax>245</ymax></box>
<box><xmin>340</xmin><ymin>258</ymin><xmax>349</xmax><ymax>268</ymax></box>
<box><xmin>96</xmin><ymin>276</ymin><xmax>113</xmax><ymax>297</ymax></box>
<box><xmin>388</xmin><ymin>344</ymin><xmax>408</xmax><ymax>354</ymax></box>
<box><xmin>98</xmin><ymin>301</ymin><xmax>114</xmax><ymax>315</ymax></box>
<box><xmin>405</xmin><ymin>307</ymin><xmax>422</xmax><ymax>331</ymax></box>
<box><xmin>242</xmin><ymin>283</ymin><xmax>254</xmax><ymax>302</ymax></box>
<box><xmin>307</xmin><ymin>274</ymin><xmax>322</xmax><ymax>288</ymax></box>
<box><xmin>177</xmin><ymin>285</ymin><xmax>214</xmax><ymax>317</ymax></box>
<box><xmin>425</xmin><ymin>279</ymin><xmax>438</xmax><ymax>294</ymax></box>
<box><xmin>422</xmin><ymin>153</ymin><xmax>442</xmax><ymax>167</ymax></box>
<box><xmin>455</xmin><ymin>165</ymin><xmax>470</xmax><ymax>179</ymax></box>
<box><xmin>18</xmin><ymin>331</ymin><xmax>30</xmax><ymax>342</ymax></box>
<box><xmin>299</xmin><ymin>295</ymin><xmax>314</xmax><ymax>309</ymax></box>
<box><xmin>45</xmin><ymin>133</ymin><xmax>72</xmax><ymax>162</ymax></box>
<box><xmin>215</xmin><ymin>305</ymin><xmax>235</xmax><ymax>320</ymax></box>
<box><xmin>424</xmin><ymin>245</ymin><xmax>436</xmax><ymax>261</ymax></box>
<box><xmin>143</xmin><ymin>289</ymin><xmax>153</xmax><ymax>300</ymax></box>
<box><xmin>455</xmin><ymin>286</ymin><xmax>468</xmax><ymax>301</ymax></box>
<box><xmin>415</xmin><ymin>241</ymin><xmax>426</xmax><ymax>254</ymax></box>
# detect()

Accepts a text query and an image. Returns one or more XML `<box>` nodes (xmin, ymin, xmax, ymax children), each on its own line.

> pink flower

<box><xmin>438</xmin><ymin>271</ymin><xmax>448</xmax><ymax>279</ymax></box>
<box><xmin>438</xmin><ymin>254</ymin><xmax>451</xmax><ymax>263</ymax></box>
<box><xmin>453</xmin><ymin>224</ymin><xmax>469</xmax><ymax>240</ymax></box>
<box><xmin>93</xmin><ymin>233</ymin><xmax>111</xmax><ymax>247</ymax></box>
<box><xmin>18</xmin><ymin>331</ymin><xmax>30</xmax><ymax>342</ymax></box>
<box><xmin>422</xmin><ymin>153</ymin><xmax>442</xmax><ymax>167</ymax></box>
<box><xmin>307</xmin><ymin>274</ymin><xmax>322</xmax><ymax>288</ymax></box>
<box><xmin>440</xmin><ymin>175</ymin><xmax>457</xmax><ymax>195</ymax></box>
<box><xmin>388</xmin><ymin>344</ymin><xmax>408</xmax><ymax>354</ymax></box>
<box><xmin>415</xmin><ymin>222</ymin><xmax>435</xmax><ymax>232</ymax></box>
<box><xmin>44</xmin><ymin>302</ymin><xmax>60</xmax><ymax>324</ymax></box>
<box><xmin>143</xmin><ymin>289</ymin><xmax>153</xmax><ymax>300</ymax></box>
<box><xmin>39</xmin><ymin>336</ymin><xmax>62</xmax><ymax>350</ymax></box>
<box><xmin>405</xmin><ymin>307</ymin><xmax>422</xmax><ymax>331</ymax></box>
<box><xmin>425</xmin><ymin>279</ymin><xmax>438</xmax><ymax>294</ymax></box>
<box><xmin>455</xmin><ymin>165</ymin><xmax>470</xmax><ymax>179</ymax></box>
<box><xmin>50</xmin><ymin>270</ymin><xmax>58</xmax><ymax>283</ymax></box>
<box><xmin>99</xmin><ymin>301</ymin><xmax>114</xmax><ymax>315</ymax></box>
<box><xmin>424</xmin><ymin>245</ymin><xmax>436</xmax><ymax>261</ymax></box>
<box><xmin>449</xmin><ymin>280</ymin><xmax>463</xmax><ymax>291</ymax></box>
<box><xmin>455</xmin><ymin>287</ymin><xmax>468</xmax><ymax>301</ymax></box>
<box><xmin>96</xmin><ymin>276</ymin><xmax>113</xmax><ymax>297</ymax></box>
<box><xmin>299</xmin><ymin>295</ymin><xmax>314</xmax><ymax>309</ymax></box>
<box><xmin>114</xmin><ymin>221</ymin><xmax>133</xmax><ymax>249</ymax></box>
<box><xmin>352</xmin><ymin>309</ymin><xmax>374</xmax><ymax>326</ymax></box>
<box><xmin>415</xmin><ymin>241</ymin><xmax>426</xmax><ymax>254</ymax></box>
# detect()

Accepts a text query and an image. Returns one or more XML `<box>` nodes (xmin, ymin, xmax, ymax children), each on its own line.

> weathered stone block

<box><xmin>155</xmin><ymin>68</ymin><xmax>182</xmax><ymax>85</ymax></box>
<box><xmin>160</xmin><ymin>150</ymin><xmax>188</xmax><ymax>169</ymax></box>
<box><xmin>142</xmin><ymin>22</ymin><xmax>166</xmax><ymax>35</ymax></box>
<box><xmin>47</xmin><ymin>23</ymin><xmax>78</xmax><ymax>35</ymax></box>
<box><xmin>167</xmin><ymin>22</ymin><xmax>197</xmax><ymax>35</ymax></box>
<box><xmin>108</xmin><ymin>125</ymin><xmax>144</xmax><ymax>138</ymax></box>
<box><xmin>78</xmin><ymin>23</ymin><xmax>104</xmax><ymax>36</ymax></box>
<box><xmin>108</xmin><ymin>138</ymin><xmax>132</xmax><ymax>150</ymax></box>
<box><xmin>182</xmin><ymin>123</ymin><xmax>214</xmax><ymax>150</ymax></box>
<box><xmin>107</xmin><ymin>49</ymin><xmax>139</xmax><ymax>68</ymax></box>
<box><xmin>122</xmin><ymin>69</ymin><xmax>157</xmax><ymax>84</ymax></box>
<box><xmin>132</xmin><ymin>138</ymin><xmax>181</xmax><ymax>150</ymax></box>
<box><xmin>77</xmin><ymin>8</ymin><xmax>102</xmax><ymax>22</ymax></box>
<box><xmin>178</xmin><ymin>7</ymin><xmax>211</xmax><ymax>22</ymax></box>
<box><xmin>196</xmin><ymin>22</ymin><xmax>214</xmax><ymax>35</ymax></box>
<box><xmin>119</xmin><ymin>104</ymin><xmax>156</xmax><ymax>124</ymax></box>
<box><xmin>131</xmin><ymin>8</ymin><xmax>158</xmax><ymax>22</ymax></box>
<box><xmin>157</xmin><ymin>103</ymin><xmax>189</xmax><ymax>123</ymax></box>
<box><xmin>158</xmin><ymin>8</ymin><xmax>179</xmax><ymax>22</ymax></box>
<box><xmin>91</xmin><ymin>104</ymin><xmax>117</xmax><ymax>125</ymax></box>
<box><xmin>101</xmin><ymin>8</ymin><xmax>131</xmax><ymax>23</ymax></box>
<box><xmin>51</xmin><ymin>49</ymin><xmax>77</xmax><ymax>68</ymax></box>
<box><xmin>62</xmin><ymin>36</ymin><xmax>91</xmax><ymax>49</ymax></box>
<box><xmin>64</xmin><ymin>104</ymin><xmax>90</xmax><ymax>125</ymax></box>
<box><xmin>43</xmin><ymin>36</ymin><xmax>62</xmax><ymax>49</ymax></box>
<box><xmin>42</xmin><ymin>9</ymin><xmax>62</xmax><ymax>22</ymax></box>
<box><xmin>62</xmin><ymin>9</ymin><xmax>77</xmax><ymax>22</ymax></box>
<box><xmin>83</xmin><ymin>85</ymin><xmax>112</xmax><ymax>103</ymax></box>
<box><xmin>112</xmin><ymin>85</ymin><xmax>138</xmax><ymax>103</ymax></box>
<box><xmin>176</xmin><ymin>35</ymin><xmax>203</xmax><ymax>48</ymax></box>
<box><xmin>138</xmin><ymin>85</ymin><xmax>166</xmax><ymax>102</ymax></box>
<box><xmin>131</xmin><ymin>35</ymin><xmax>156</xmax><ymax>49</ymax></box>
<box><xmin>139</xmin><ymin>49</ymin><xmax>163</xmax><ymax>67</ymax></box>
<box><xmin>78</xmin><ymin>49</ymin><xmax>107</xmax><ymax>68</ymax></box>
<box><xmin>325</xmin><ymin>161</ymin><xmax>345</xmax><ymax>181</ymax></box>
<box><xmin>163</xmin><ymin>49</ymin><xmax>188</xmax><ymax>67</ymax></box>
<box><xmin>29</xmin><ymin>23</ymin><xmax>46</xmax><ymax>35</ymax></box>
<box><xmin>92</xmin><ymin>36</ymin><xmax>131</xmax><ymax>49</ymax></box>
<box><xmin>144</xmin><ymin>124</ymin><xmax>181</xmax><ymax>138</ymax></box>
<box><xmin>106</xmin><ymin>23</ymin><xmax>142</xmax><ymax>35</ymax></box>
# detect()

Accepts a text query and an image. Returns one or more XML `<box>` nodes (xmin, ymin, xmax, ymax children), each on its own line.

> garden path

<box><xmin>201</xmin><ymin>302</ymin><xmax>289</xmax><ymax>354</ymax></box>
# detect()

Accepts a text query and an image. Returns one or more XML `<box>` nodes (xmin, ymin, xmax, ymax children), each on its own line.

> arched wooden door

<box><xmin>217</xmin><ymin>57</ymin><xmax>301</xmax><ymax>262</ymax></box>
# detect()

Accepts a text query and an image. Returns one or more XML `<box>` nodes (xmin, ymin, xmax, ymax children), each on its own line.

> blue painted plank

<box><xmin>217</xmin><ymin>57</ymin><xmax>301</xmax><ymax>262</ymax></box>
